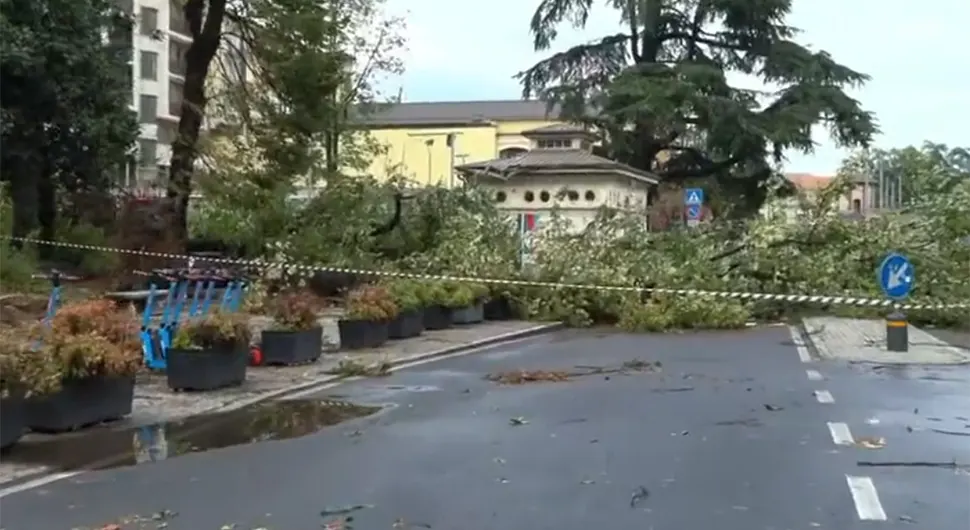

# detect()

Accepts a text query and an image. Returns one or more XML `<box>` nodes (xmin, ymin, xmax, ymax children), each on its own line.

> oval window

<box><xmin>568</xmin><ymin>190</ymin><xmax>579</xmax><ymax>201</ymax></box>
<box><xmin>585</xmin><ymin>190</ymin><xmax>596</xmax><ymax>201</ymax></box>
<box><xmin>524</xmin><ymin>191</ymin><xmax>535</xmax><ymax>202</ymax></box>
<box><xmin>539</xmin><ymin>191</ymin><xmax>550</xmax><ymax>202</ymax></box>
<box><xmin>495</xmin><ymin>191</ymin><xmax>507</xmax><ymax>202</ymax></box>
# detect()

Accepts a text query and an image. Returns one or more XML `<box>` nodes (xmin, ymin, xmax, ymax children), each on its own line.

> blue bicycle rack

<box><xmin>138</xmin><ymin>268</ymin><xmax>249</xmax><ymax>371</ymax></box>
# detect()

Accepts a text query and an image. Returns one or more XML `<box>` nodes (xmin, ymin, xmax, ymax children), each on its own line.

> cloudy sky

<box><xmin>383</xmin><ymin>0</ymin><xmax>966</xmax><ymax>175</ymax></box>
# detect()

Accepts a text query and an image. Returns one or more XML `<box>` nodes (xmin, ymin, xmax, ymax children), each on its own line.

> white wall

<box><xmin>478</xmin><ymin>172</ymin><xmax>650</xmax><ymax>233</ymax></box>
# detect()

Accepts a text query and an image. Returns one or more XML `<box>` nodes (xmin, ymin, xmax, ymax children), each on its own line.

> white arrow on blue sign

<box><xmin>877</xmin><ymin>252</ymin><xmax>914</xmax><ymax>300</ymax></box>
<box><xmin>686</xmin><ymin>204</ymin><xmax>702</xmax><ymax>220</ymax></box>
<box><xmin>684</xmin><ymin>188</ymin><xmax>704</xmax><ymax>206</ymax></box>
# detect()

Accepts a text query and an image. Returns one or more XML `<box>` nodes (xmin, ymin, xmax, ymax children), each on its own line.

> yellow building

<box><xmin>360</xmin><ymin>100</ymin><xmax>566</xmax><ymax>186</ymax></box>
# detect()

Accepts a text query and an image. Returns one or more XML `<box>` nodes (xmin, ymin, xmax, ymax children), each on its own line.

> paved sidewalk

<box><xmin>803</xmin><ymin>317</ymin><xmax>970</xmax><ymax>364</ymax></box>
<box><xmin>0</xmin><ymin>319</ymin><xmax>558</xmax><ymax>485</ymax></box>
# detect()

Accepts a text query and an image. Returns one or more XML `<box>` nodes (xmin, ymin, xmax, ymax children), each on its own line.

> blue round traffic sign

<box><xmin>877</xmin><ymin>252</ymin><xmax>914</xmax><ymax>300</ymax></box>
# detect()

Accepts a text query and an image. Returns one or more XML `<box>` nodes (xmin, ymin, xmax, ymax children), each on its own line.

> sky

<box><xmin>381</xmin><ymin>0</ymin><xmax>967</xmax><ymax>175</ymax></box>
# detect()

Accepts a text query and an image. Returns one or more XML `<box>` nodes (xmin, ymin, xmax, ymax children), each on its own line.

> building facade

<box><xmin>113</xmin><ymin>0</ymin><xmax>190</xmax><ymax>188</ymax></box>
<box><xmin>456</xmin><ymin>124</ymin><xmax>658</xmax><ymax>233</ymax></box>
<box><xmin>359</xmin><ymin>100</ymin><xmax>568</xmax><ymax>186</ymax></box>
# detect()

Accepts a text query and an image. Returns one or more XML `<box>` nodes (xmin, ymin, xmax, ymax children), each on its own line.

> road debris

<box><xmin>509</xmin><ymin>417</ymin><xmax>529</xmax><ymax>426</ymax></box>
<box><xmin>630</xmin><ymin>486</ymin><xmax>650</xmax><ymax>508</ymax></box>
<box><xmin>930</xmin><ymin>428</ymin><xmax>970</xmax><ymax>437</ymax></box>
<box><xmin>486</xmin><ymin>370</ymin><xmax>571</xmax><ymax>384</ymax></box>
<box><xmin>393</xmin><ymin>518</ymin><xmax>432</xmax><ymax>529</ymax></box>
<box><xmin>487</xmin><ymin>359</ymin><xmax>661</xmax><ymax>385</ymax></box>
<box><xmin>858</xmin><ymin>460</ymin><xmax>968</xmax><ymax>470</ymax></box>
<box><xmin>854</xmin><ymin>436</ymin><xmax>886</xmax><ymax>449</ymax></box>
<box><xmin>651</xmin><ymin>387</ymin><xmax>694</xmax><ymax>393</ymax></box>
<box><xmin>763</xmin><ymin>404</ymin><xmax>784</xmax><ymax>411</ymax></box>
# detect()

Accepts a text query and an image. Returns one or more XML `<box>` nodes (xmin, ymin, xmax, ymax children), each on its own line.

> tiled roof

<box><xmin>456</xmin><ymin>149</ymin><xmax>658</xmax><ymax>183</ymax></box>
<box><xmin>521</xmin><ymin>123</ymin><xmax>588</xmax><ymax>135</ymax></box>
<box><xmin>786</xmin><ymin>172</ymin><xmax>834</xmax><ymax>191</ymax></box>
<box><xmin>358</xmin><ymin>100</ymin><xmax>563</xmax><ymax>126</ymax></box>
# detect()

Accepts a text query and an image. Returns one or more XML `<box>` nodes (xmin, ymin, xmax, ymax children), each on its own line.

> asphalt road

<box><xmin>1</xmin><ymin>326</ymin><xmax>968</xmax><ymax>530</ymax></box>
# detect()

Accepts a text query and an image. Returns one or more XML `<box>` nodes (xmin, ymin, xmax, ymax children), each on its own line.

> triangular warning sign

<box><xmin>686</xmin><ymin>191</ymin><xmax>701</xmax><ymax>204</ymax></box>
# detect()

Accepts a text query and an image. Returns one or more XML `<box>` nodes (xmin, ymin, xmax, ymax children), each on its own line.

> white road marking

<box><xmin>788</xmin><ymin>326</ymin><xmax>812</xmax><ymax>362</ymax></box>
<box><xmin>846</xmin><ymin>475</ymin><xmax>888</xmax><ymax>520</ymax></box>
<box><xmin>827</xmin><ymin>422</ymin><xmax>854</xmax><ymax>445</ymax></box>
<box><xmin>0</xmin><ymin>334</ymin><xmax>545</xmax><ymax>499</ymax></box>
<box><xmin>806</xmin><ymin>369</ymin><xmax>823</xmax><ymax>381</ymax></box>
<box><xmin>814</xmin><ymin>390</ymin><xmax>835</xmax><ymax>403</ymax></box>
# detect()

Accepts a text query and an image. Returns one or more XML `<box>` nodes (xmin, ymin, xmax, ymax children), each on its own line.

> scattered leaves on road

<box><xmin>486</xmin><ymin>370</ymin><xmax>571</xmax><ymax>384</ymax></box>
<box><xmin>855</xmin><ymin>436</ymin><xmax>886</xmax><ymax>449</ymax></box>
<box><xmin>486</xmin><ymin>359</ymin><xmax>661</xmax><ymax>385</ymax></box>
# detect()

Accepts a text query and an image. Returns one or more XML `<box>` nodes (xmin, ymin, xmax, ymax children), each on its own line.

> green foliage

<box><xmin>172</xmin><ymin>311</ymin><xmax>253</xmax><ymax>351</ymax></box>
<box><xmin>383</xmin><ymin>279</ymin><xmax>423</xmax><ymax>311</ymax></box>
<box><xmin>517</xmin><ymin>0</ymin><xmax>876</xmax><ymax>215</ymax></box>
<box><xmin>51</xmin><ymin>220</ymin><xmax>119</xmax><ymax>276</ymax></box>
<box><xmin>837</xmin><ymin>143</ymin><xmax>970</xmax><ymax>207</ymax></box>
<box><xmin>1</xmin><ymin>0</ymin><xmax>138</xmax><ymax>239</ymax></box>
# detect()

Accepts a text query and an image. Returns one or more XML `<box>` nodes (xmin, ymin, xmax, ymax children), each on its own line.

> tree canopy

<box><xmin>0</xmin><ymin>0</ymin><xmax>138</xmax><ymax>242</ymax></box>
<box><xmin>518</xmin><ymin>0</ymin><xmax>877</xmax><ymax>215</ymax></box>
<box><xmin>837</xmin><ymin>143</ymin><xmax>970</xmax><ymax>207</ymax></box>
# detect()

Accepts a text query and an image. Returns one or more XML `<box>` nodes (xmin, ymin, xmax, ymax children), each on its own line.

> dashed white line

<box><xmin>814</xmin><ymin>390</ymin><xmax>835</xmax><ymax>403</ymax></box>
<box><xmin>788</xmin><ymin>326</ymin><xmax>812</xmax><ymax>362</ymax></box>
<box><xmin>806</xmin><ymin>369</ymin><xmax>823</xmax><ymax>381</ymax></box>
<box><xmin>846</xmin><ymin>475</ymin><xmax>887</xmax><ymax>520</ymax></box>
<box><xmin>827</xmin><ymin>422</ymin><xmax>855</xmax><ymax>445</ymax></box>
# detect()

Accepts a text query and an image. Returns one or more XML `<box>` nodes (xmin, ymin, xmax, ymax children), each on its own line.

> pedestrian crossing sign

<box><xmin>684</xmin><ymin>188</ymin><xmax>704</xmax><ymax>206</ymax></box>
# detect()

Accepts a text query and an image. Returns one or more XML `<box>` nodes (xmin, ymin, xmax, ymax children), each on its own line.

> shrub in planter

<box><xmin>417</xmin><ymin>282</ymin><xmax>453</xmax><ymax>330</ymax></box>
<box><xmin>260</xmin><ymin>292</ymin><xmax>323</xmax><ymax>365</ymax></box>
<box><xmin>338</xmin><ymin>285</ymin><xmax>398</xmax><ymax>350</ymax></box>
<box><xmin>384</xmin><ymin>280</ymin><xmax>424</xmax><ymax>339</ymax></box>
<box><xmin>484</xmin><ymin>287</ymin><xmax>523</xmax><ymax>320</ymax></box>
<box><xmin>168</xmin><ymin>310</ymin><xmax>252</xmax><ymax>391</ymax></box>
<box><xmin>0</xmin><ymin>329</ymin><xmax>58</xmax><ymax>448</ymax></box>
<box><xmin>25</xmin><ymin>299</ymin><xmax>141</xmax><ymax>433</ymax></box>
<box><xmin>443</xmin><ymin>282</ymin><xmax>484</xmax><ymax>325</ymax></box>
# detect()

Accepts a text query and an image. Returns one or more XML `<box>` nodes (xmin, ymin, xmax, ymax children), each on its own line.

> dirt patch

<box><xmin>0</xmin><ymin>293</ymin><xmax>50</xmax><ymax>326</ymax></box>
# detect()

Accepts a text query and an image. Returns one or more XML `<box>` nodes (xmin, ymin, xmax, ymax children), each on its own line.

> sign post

<box><xmin>877</xmin><ymin>252</ymin><xmax>914</xmax><ymax>352</ymax></box>
<box><xmin>684</xmin><ymin>188</ymin><xmax>704</xmax><ymax>228</ymax></box>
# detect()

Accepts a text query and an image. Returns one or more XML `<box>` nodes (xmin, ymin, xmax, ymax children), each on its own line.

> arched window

<box><xmin>499</xmin><ymin>147</ymin><xmax>528</xmax><ymax>159</ymax></box>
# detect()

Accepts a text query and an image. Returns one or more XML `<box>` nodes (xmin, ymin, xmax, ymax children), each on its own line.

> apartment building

<box><xmin>112</xmin><ymin>0</ymin><xmax>191</xmax><ymax>188</ymax></box>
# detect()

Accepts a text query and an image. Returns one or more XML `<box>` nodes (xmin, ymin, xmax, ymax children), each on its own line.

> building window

<box><xmin>567</xmin><ymin>190</ymin><xmax>579</xmax><ymax>201</ymax></box>
<box><xmin>140</xmin><ymin>7</ymin><xmax>158</xmax><ymax>35</ymax></box>
<box><xmin>158</xmin><ymin>122</ymin><xmax>178</xmax><ymax>145</ymax></box>
<box><xmin>585</xmin><ymin>190</ymin><xmax>596</xmax><ymax>201</ymax></box>
<box><xmin>138</xmin><ymin>139</ymin><xmax>157</xmax><ymax>167</ymax></box>
<box><xmin>539</xmin><ymin>190</ymin><xmax>550</xmax><ymax>202</ymax></box>
<box><xmin>495</xmin><ymin>191</ymin><xmax>507</xmax><ymax>202</ymax></box>
<box><xmin>499</xmin><ymin>147</ymin><xmax>527</xmax><ymax>159</ymax></box>
<box><xmin>139</xmin><ymin>94</ymin><xmax>158</xmax><ymax>123</ymax></box>
<box><xmin>524</xmin><ymin>191</ymin><xmax>535</xmax><ymax>202</ymax></box>
<box><xmin>140</xmin><ymin>51</ymin><xmax>158</xmax><ymax>80</ymax></box>
<box><xmin>537</xmin><ymin>139</ymin><xmax>571</xmax><ymax>149</ymax></box>
<box><xmin>852</xmin><ymin>198</ymin><xmax>861</xmax><ymax>212</ymax></box>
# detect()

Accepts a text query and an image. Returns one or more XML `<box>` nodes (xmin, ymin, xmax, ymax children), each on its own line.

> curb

<box><xmin>206</xmin><ymin>321</ymin><xmax>565</xmax><ymax>415</ymax></box>
<box><xmin>0</xmin><ymin>322</ymin><xmax>564</xmax><ymax>493</ymax></box>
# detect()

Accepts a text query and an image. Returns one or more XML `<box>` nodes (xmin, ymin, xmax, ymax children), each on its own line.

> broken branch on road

<box><xmin>486</xmin><ymin>359</ymin><xmax>661</xmax><ymax>385</ymax></box>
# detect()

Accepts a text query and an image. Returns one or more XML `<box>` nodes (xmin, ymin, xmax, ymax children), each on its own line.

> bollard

<box><xmin>885</xmin><ymin>312</ymin><xmax>908</xmax><ymax>352</ymax></box>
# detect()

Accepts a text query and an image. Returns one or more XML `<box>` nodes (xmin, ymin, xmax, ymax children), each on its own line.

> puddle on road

<box><xmin>3</xmin><ymin>399</ymin><xmax>381</xmax><ymax>473</ymax></box>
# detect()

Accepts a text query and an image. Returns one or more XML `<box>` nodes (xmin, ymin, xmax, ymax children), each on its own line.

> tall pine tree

<box><xmin>518</xmin><ymin>0</ymin><xmax>877</xmax><ymax>216</ymax></box>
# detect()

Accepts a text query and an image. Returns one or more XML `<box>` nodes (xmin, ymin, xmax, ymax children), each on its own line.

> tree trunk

<box><xmin>166</xmin><ymin>0</ymin><xmax>228</xmax><ymax>246</ymax></box>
